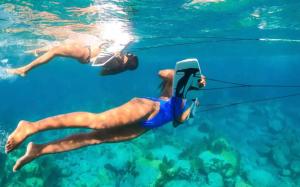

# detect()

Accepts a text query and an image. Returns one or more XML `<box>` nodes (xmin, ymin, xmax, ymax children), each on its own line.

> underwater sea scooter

<box><xmin>173</xmin><ymin>58</ymin><xmax>202</xmax><ymax>99</ymax></box>
<box><xmin>172</xmin><ymin>58</ymin><xmax>203</xmax><ymax>121</ymax></box>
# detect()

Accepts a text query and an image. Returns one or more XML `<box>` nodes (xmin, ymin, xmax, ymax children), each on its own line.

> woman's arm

<box><xmin>158</xmin><ymin>69</ymin><xmax>174</xmax><ymax>81</ymax></box>
<box><xmin>173</xmin><ymin>103</ymin><xmax>194</xmax><ymax>127</ymax></box>
<box><xmin>158</xmin><ymin>69</ymin><xmax>174</xmax><ymax>98</ymax></box>
<box><xmin>173</xmin><ymin>75</ymin><xmax>206</xmax><ymax>127</ymax></box>
<box><xmin>173</xmin><ymin>108</ymin><xmax>191</xmax><ymax>127</ymax></box>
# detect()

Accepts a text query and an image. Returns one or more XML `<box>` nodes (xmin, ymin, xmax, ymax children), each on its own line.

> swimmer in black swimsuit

<box><xmin>6</xmin><ymin>41</ymin><xmax>138</xmax><ymax>77</ymax></box>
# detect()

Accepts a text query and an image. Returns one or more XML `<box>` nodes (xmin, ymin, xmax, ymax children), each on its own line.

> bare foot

<box><xmin>13</xmin><ymin>142</ymin><xmax>40</xmax><ymax>172</ymax></box>
<box><xmin>5</xmin><ymin>120</ymin><xmax>32</xmax><ymax>153</ymax></box>
<box><xmin>6</xmin><ymin>68</ymin><xmax>26</xmax><ymax>77</ymax></box>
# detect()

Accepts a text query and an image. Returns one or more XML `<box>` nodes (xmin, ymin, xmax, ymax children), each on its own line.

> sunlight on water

<box><xmin>0</xmin><ymin>59</ymin><xmax>16</xmax><ymax>81</ymax></box>
<box><xmin>89</xmin><ymin>2</ymin><xmax>134</xmax><ymax>51</ymax></box>
<box><xmin>0</xmin><ymin>0</ymin><xmax>299</xmax><ymax>186</ymax></box>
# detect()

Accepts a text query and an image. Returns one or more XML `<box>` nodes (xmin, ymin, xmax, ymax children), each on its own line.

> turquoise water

<box><xmin>1</xmin><ymin>0</ymin><xmax>300</xmax><ymax>186</ymax></box>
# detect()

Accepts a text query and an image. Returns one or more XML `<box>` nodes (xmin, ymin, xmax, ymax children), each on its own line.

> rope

<box><xmin>195</xmin><ymin>77</ymin><xmax>300</xmax><ymax>111</ymax></box>
<box><xmin>132</xmin><ymin>36</ymin><xmax>300</xmax><ymax>52</ymax></box>
<box><xmin>131</xmin><ymin>38</ymin><xmax>258</xmax><ymax>52</ymax></box>
<box><xmin>205</xmin><ymin>77</ymin><xmax>300</xmax><ymax>89</ymax></box>
<box><xmin>200</xmin><ymin>92</ymin><xmax>300</xmax><ymax>112</ymax></box>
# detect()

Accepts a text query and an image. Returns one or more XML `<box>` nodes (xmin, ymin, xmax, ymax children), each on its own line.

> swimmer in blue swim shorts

<box><xmin>5</xmin><ymin>68</ymin><xmax>206</xmax><ymax>172</ymax></box>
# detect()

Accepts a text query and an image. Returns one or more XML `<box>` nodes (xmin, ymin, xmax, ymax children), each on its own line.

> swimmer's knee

<box><xmin>89</xmin><ymin>131</ymin><xmax>105</xmax><ymax>144</ymax></box>
<box><xmin>90</xmin><ymin>138</ymin><xmax>102</xmax><ymax>145</ymax></box>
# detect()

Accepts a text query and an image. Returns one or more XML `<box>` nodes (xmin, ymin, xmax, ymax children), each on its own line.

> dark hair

<box><xmin>125</xmin><ymin>53</ymin><xmax>138</xmax><ymax>70</ymax></box>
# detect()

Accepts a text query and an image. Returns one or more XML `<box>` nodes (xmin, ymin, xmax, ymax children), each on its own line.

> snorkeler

<box><xmin>6</xmin><ymin>40</ymin><xmax>138</xmax><ymax>77</ymax></box>
<box><xmin>5</xmin><ymin>67</ymin><xmax>206</xmax><ymax>172</ymax></box>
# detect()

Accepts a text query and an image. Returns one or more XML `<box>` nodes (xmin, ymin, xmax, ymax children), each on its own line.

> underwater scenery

<box><xmin>1</xmin><ymin>0</ymin><xmax>300</xmax><ymax>186</ymax></box>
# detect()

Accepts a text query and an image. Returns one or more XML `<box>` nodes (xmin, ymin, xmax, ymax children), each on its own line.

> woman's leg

<box><xmin>7</xmin><ymin>43</ymin><xmax>90</xmax><ymax>76</ymax></box>
<box><xmin>13</xmin><ymin>124</ymin><xmax>148</xmax><ymax>171</ymax></box>
<box><xmin>5</xmin><ymin>98</ymin><xmax>156</xmax><ymax>153</ymax></box>
<box><xmin>25</xmin><ymin>45</ymin><xmax>54</xmax><ymax>56</ymax></box>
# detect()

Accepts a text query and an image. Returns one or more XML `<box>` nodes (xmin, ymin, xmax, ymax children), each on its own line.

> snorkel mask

<box><xmin>125</xmin><ymin>52</ymin><xmax>134</xmax><ymax>57</ymax></box>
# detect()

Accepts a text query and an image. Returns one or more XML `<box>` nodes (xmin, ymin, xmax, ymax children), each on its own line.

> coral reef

<box><xmin>1</xmin><ymin>103</ymin><xmax>299</xmax><ymax>187</ymax></box>
<box><xmin>104</xmin><ymin>161</ymin><xmax>139</xmax><ymax>187</ymax></box>
<box><xmin>207</xmin><ymin>172</ymin><xmax>224</xmax><ymax>187</ymax></box>
<box><xmin>198</xmin><ymin>137</ymin><xmax>240</xmax><ymax>186</ymax></box>
<box><xmin>246</xmin><ymin>169</ymin><xmax>276</xmax><ymax>187</ymax></box>
<box><xmin>0</xmin><ymin>147</ymin><xmax>65</xmax><ymax>187</ymax></box>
